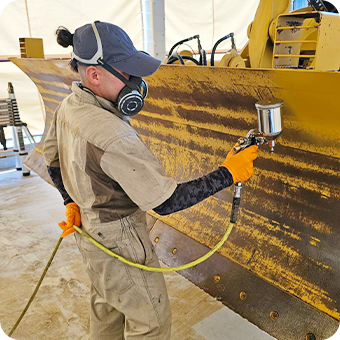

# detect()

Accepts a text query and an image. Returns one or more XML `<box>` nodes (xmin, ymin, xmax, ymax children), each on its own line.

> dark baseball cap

<box><xmin>71</xmin><ymin>21</ymin><xmax>161</xmax><ymax>77</ymax></box>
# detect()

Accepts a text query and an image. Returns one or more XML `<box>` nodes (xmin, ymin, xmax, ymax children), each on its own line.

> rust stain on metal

<box><xmin>9</xmin><ymin>59</ymin><xmax>340</xmax><ymax>323</ymax></box>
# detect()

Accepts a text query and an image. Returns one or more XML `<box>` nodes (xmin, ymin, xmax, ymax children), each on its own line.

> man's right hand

<box><xmin>221</xmin><ymin>144</ymin><xmax>258</xmax><ymax>183</ymax></box>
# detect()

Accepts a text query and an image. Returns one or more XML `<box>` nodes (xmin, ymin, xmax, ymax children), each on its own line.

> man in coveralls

<box><xmin>43</xmin><ymin>21</ymin><xmax>258</xmax><ymax>340</ymax></box>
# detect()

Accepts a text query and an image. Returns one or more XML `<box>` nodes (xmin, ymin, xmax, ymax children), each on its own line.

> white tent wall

<box><xmin>0</xmin><ymin>0</ymin><xmax>259</xmax><ymax>140</ymax></box>
<box><xmin>212</xmin><ymin>0</ymin><xmax>259</xmax><ymax>50</ymax></box>
<box><xmin>0</xmin><ymin>0</ymin><xmax>144</xmax><ymax>55</ymax></box>
<box><xmin>0</xmin><ymin>61</ymin><xmax>44</xmax><ymax>137</ymax></box>
<box><xmin>0</xmin><ymin>1</ymin><xmax>30</xmax><ymax>56</ymax></box>
<box><xmin>29</xmin><ymin>0</ymin><xmax>143</xmax><ymax>53</ymax></box>
<box><xmin>165</xmin><ymin>0</ymin><xmax>259</xmax><ymax>52</ymax></box>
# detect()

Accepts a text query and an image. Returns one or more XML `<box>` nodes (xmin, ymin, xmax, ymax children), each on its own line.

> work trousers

<box><xmin>75</xmin><ymin>209</ymin><xmax>172</xmax><ymax>340</ymax></box>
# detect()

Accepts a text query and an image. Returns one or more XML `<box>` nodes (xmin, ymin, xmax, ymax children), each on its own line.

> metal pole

<box><xmin>141</xmin><ymin>0</ymin><xmax>166</xmax><ymax>60</ymax></box>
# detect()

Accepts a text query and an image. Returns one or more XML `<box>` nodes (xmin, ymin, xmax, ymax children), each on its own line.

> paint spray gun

<box><xmin>230</xmin><ymin>98</ymin><xmax>284</xmax><ymax>223</ymax></box>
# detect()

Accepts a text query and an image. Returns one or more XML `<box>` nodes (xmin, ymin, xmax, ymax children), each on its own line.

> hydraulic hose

<box><xmin>168</xmin><ymin>35</ymin><xmax>200</xmax><ymax>57</ymax></box>
<box><xmin>211</xmin><ymin>33</ymin><xmax>235</xmax><ymax>66</ymax></box>
<box><xmin>167</xmin><ymin>55</ymin><xmax>200</xmax><ymax>65</ymax></box>
<box><xmin>199</xmin><ymin>49</ymin><xmax>207</xmax><ymax>66</ymax></box>
<box><xmin>166</xmin><ymin>53</ymin><xmax>185</xmax><ymax>65</ymax></box>
<box><xmin>168</xmin><ymin>35</ymin><xmax>206</xmax><ymax>66</ymax></box>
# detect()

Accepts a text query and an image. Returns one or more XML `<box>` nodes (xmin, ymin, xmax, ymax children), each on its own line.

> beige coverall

<box><xmin>43</xmin><ymin>82</ymin><xmax>177</xmax><ymax>340</ymax></box>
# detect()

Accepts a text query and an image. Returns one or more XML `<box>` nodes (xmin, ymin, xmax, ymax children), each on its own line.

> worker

<box><xmin>43</xmin><ymin>21</ymin><xmax>258</xmax><ymax>340</ymax></box>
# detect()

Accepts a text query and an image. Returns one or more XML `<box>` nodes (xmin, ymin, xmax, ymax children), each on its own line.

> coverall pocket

<box><xmin>132</xmin><ymin>224</ymin><xmax>154</xmax><ymax>265</ymax></box>
<box><xmin>79</xmin><ymin>236</ymin><xmax>135</xmax><ymax>295</ymax></box>
<box><xmin>123</xmin><ymin>210</ymin><xmax>154</xmax><ymax>265</ymax></box>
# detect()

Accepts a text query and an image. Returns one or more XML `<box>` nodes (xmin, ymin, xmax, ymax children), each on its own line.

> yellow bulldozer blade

<box><xmin>10</xmin><ymin>57</ymin><xmax>340</xmax><ymax>340</ymax></box>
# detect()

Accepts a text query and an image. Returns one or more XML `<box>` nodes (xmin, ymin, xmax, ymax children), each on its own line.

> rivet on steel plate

<box><xmin>270</xmin><ymin>310</ymin><xmax>279</xmax><ymax>320</ymax></box>
<box><xmin>305</xmin><ymin>333</ymin><xmax>316</xmax><ymax>340</ymax></box>
<box><xmin>215</xmin><ymin>295</ymin><xmax>222</xmax><ymax>301</ymax></box>
<box><xmin>240</xmin><ymin>291</ymin><xmax>247</xmax><ymax>301</ymax></box>
<box><xmin>213</xmin><ymin>275</ymin><xmax>221</xmax><ymax>283</ymax></box>
<box><xmin>154</xmin><ymin>237</ymin><xmax>159</xmax><ymax>243</ymax></box>
<box><xmin>172</xmin><ymin>248</ymin><xmax>177</xmax><ymax>254</ymax></box>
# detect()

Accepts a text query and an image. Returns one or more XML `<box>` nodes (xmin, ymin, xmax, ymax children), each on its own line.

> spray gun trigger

<box><xmin>233</xmin><ymin>129</ymin><xmax>267</xmax><ymax>154</ymax></box>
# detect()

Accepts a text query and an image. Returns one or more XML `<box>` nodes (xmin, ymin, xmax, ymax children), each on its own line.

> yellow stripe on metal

<box><xmin>9</xmin><ymin>58</ymin><xmax>340</xmax><ymax>321</ymax></box>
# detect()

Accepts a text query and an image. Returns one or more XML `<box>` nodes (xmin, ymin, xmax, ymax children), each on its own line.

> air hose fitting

<box><xmin>230</xmin><ymin>182</ymin><xmax>242</xmax><ymax>223</ymax></box>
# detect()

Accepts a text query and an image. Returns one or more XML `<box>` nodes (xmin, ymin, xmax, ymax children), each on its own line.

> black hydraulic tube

<box><xmin>168</xmin><ymin>35</ymin><xmax>200</xmax><ymax>57</ymax></box>
<box><xmin>307</xmin><ymin>0</ymin><xmax>339</xmax><ymax>12</ymax></box>
<box><xmin>211</xmin><ymin>33</ymin><xmax>235</xmax><ymax>66</ymax></box>
<box><xmin>167</xmin><ymin>53</ymin><xmax>185</xmax><ymax>65</ymax></box>
<box><xmin>167</xmin><ymin>55</ymin><xmax>200</xmax><ymax>65</ymax></box>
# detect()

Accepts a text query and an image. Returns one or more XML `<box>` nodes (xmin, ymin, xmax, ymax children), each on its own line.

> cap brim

<box><xmin>109</xmin><ymin>51</ymin><xmax>162</xmax><ymax>77</ymax></box>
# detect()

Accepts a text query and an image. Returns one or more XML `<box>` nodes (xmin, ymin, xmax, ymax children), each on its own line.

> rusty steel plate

<box><xmin>10</xmin><ymin>58</ymin><xmax>340</xmax><ymax>338</ymax></box>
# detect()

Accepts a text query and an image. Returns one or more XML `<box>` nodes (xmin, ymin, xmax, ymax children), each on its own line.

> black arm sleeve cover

<box><xmin>154</xmin><ymin>167</ymin><xmax>233</xmax><ymax>215</ymax></box>
<box><xmin>47</xmin><ymin>166</ymin><xmax>73</xmax><ymax>205</ymax></box>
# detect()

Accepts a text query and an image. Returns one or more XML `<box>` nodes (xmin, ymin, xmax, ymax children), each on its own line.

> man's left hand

<box><xmin>58</xmin><ymin>202</ymin><xmax>81</xmax><ymax>238</ymax></box>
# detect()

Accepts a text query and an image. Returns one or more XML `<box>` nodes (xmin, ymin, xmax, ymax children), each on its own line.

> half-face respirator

<box><xmin>71</xmin><ymin>22</ymin><xmax>148</xmax><ymax>116</ymax></box>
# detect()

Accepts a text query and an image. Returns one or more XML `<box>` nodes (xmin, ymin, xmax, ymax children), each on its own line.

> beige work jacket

<box><xmin>43</xmin><ymin>82</ymin><xmax>177</xmax><ymax>225</ymax></box>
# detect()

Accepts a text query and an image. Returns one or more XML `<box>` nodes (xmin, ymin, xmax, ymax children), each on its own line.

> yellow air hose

<box><xmin>72</xmin><ymin>221</ymin><xmax>235</xmax><ymax>272</ymax></box>
<box><xmin>72</xmin><ymin>183</ymin><xmax>243</xmax><ymax>272</ymax></box>
<box><xmin>8</xmin><ymin>220</ymin><xmax>234</xmax><ymax>336</ymax></box>
<box><xmin>9</xmin><ymin>182</ymin><xmax>242</xmax><ymax>336</ymax></box>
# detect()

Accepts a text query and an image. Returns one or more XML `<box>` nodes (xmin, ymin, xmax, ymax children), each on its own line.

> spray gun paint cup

<box><xmin>255</xmin><ymin>98</ymin><xmax>283</xmax><ymax>152</ymax></box>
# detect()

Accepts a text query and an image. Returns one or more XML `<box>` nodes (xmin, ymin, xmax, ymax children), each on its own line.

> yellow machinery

<box><xmin>245</xmin><ymin>0</ymin><xmax>340</xmax><ymax>71</ymax></box>
<box><xmin>272</xmin><ymin>10</ymin><xmax>340</xmax><ymax>70</ymax></box>
<box><xmin>19</xmin><ymin>38</ymin><xmax>44</xmax><ymax>59</ymax></box>
<box><xmin>9</xmin><ymin>0</ymin><xmax>340</xmax><ymax>339</ymax></box>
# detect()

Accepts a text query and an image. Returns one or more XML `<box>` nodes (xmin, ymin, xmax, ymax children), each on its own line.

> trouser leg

<box><xmin>90</xmin><ymin>285</ymin><xmax>125</xmax><ymax>340</ymax></box>
<box><xmin>121</xmin><ymin>253</ymin><xmax>171</xmax><ymax>340</ymax></box>
<box><xmin>75</xmin><ymin>210</ymin><xmax>172</xmax><ymax>340</ymax></box>
<box><xmin>121</xmin><ymin>215</ymin><xmax>171</xmax><ymax>340</ymax></box>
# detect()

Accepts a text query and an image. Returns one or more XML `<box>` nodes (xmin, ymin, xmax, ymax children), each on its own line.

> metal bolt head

<box><xmin>215</xmin><ymin>295</ymin><xmax>222</xmax><ymax>301</ymax></box>
<box><xmin>270</xmin><ymin>310</ymin><xmax>279</xmax><ymax>320</ymax></box>
<box><xmin>240</xmin><ymin>291</ymin><xmax>247</xmax><ymax>301</ymax></box>
<box><xmin>305</xmin><ymin>333</ymin><xmax>316</xmax><ymax>340</ymax></box>
<box><xmin>213</xmin><ymin>275</ymin><xmax>221</xmax><ymax>283</ymax></box>
<box><xmin>172</xmin><ymin>248</ymin><xmax>177</xmax><ymax>254</ymax></box>
<box><xmin>154</xmin><ymin>237</ymin><xmax>159</xmax><ymax>243</ymax></box>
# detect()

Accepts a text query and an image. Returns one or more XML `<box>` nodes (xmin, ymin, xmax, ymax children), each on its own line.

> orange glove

<box><xmin>58</xmin><ymin>202</ymin><xmax>81</xmax><ymax>238</ymax></box>
<box><xmin>221</xmin><ymin>144</ymin><xmax>258</xmax><ymax>183</ymax></box>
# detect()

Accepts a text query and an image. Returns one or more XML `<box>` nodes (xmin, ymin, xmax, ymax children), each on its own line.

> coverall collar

<box><xmin>71</xmin><ymin>81</ymin><xmax>131</xmax><ymax>122</ymax></box>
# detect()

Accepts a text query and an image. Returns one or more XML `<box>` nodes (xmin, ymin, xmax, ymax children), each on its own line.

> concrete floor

<box><xmin>0</xmin><ymin>169</ymin><xmax>276</xmax><ymax>340</ymax></box>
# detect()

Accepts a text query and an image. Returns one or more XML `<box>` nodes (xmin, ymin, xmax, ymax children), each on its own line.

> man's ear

<box><xmin>86</xmin><ymin>66</ymin><xmax>100</xmax><ymax>86</ymax></box>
